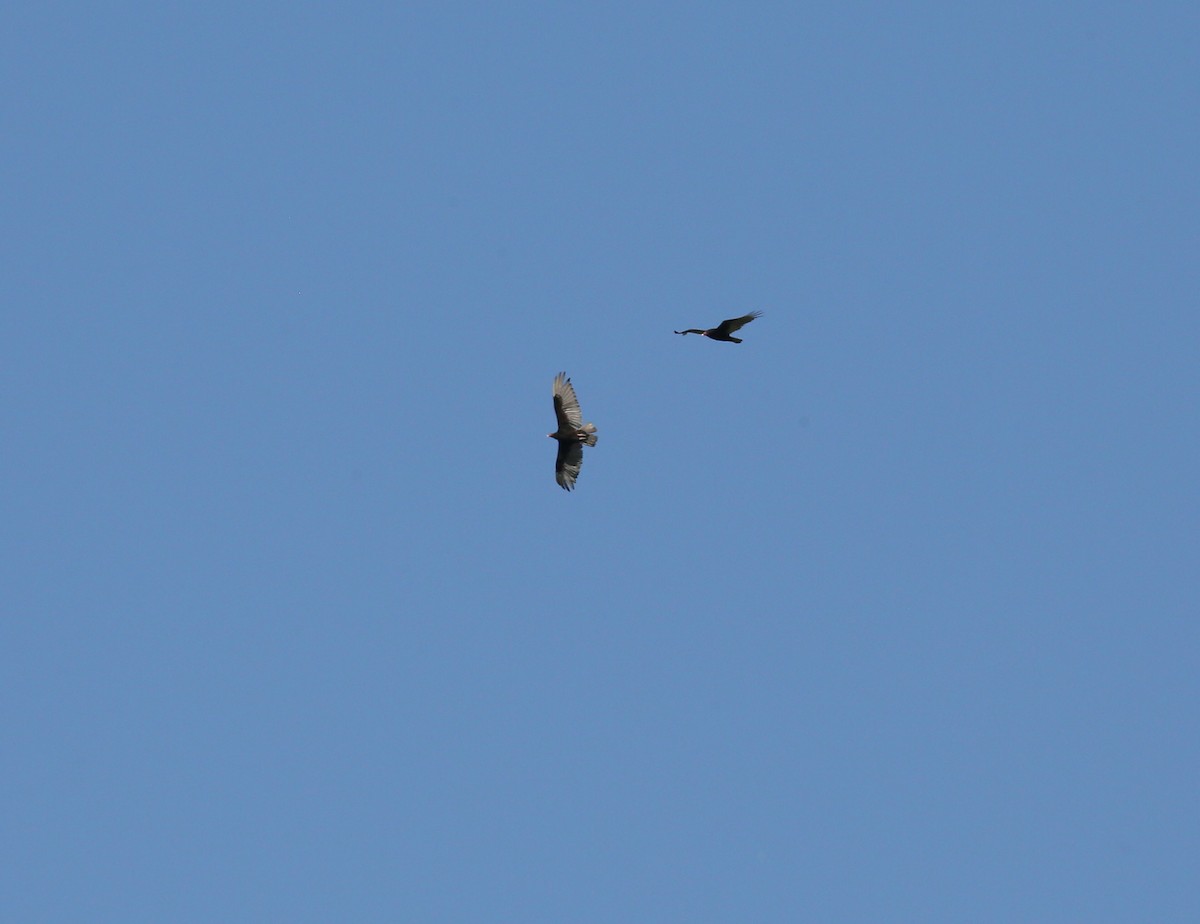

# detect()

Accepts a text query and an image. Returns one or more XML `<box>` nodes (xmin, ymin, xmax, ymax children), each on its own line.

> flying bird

<box><xmin>674</xmin><ymin>311</ymin><xmax>763</xmax><ymax>343</ymax></box>
<box><xmin>548</xmin><ymin>372</ymin><xmax>598</xmax><ymax>491</ymax></box>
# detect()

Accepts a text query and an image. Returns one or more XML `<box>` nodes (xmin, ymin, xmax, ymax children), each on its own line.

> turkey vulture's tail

<box><xmin>727</xmin><ymin>335</ymin><xmax>743</xmax><ymax>343</ymax></box>
<box><xmin>579</xmin><ymin>423</ymin><xmax>598</xmax><ymax>446</ymax></box>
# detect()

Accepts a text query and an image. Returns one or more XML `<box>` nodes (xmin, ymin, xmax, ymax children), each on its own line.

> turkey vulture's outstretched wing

<box><xmin>555</xmin><ymin>440</ymin><xmax>584</xmax><ymax>491</ymax></box>
<box><xmin>673</xmin><ymin>328</ymin><xmax>707</xmax><ymax>336</ymax></box>
<box><xmin>710</xmin><ymin>311</ymin><xmax>762</xmax><ymax>338</ymax></box>
<box><xmin>552</xmin><ymin>372</ymin><xmax>583</xmax><ymax>429</ymax></box>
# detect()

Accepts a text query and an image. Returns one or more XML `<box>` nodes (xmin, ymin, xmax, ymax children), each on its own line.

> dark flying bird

<box><xmin>674</xmin><ymin>311</ymin><xmax>763</xmax><ymax>343</ymax></box>
<box><xmin>548</xmin><ymin>372</ymin><xmax>598</xmax><ymax>491</ymax></box>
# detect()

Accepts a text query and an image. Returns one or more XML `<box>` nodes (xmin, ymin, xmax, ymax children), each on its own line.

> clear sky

<box><xmin>3</xmin><ymin>2</ymin><xmax>1197</xmax><ymax>921</ymax></box>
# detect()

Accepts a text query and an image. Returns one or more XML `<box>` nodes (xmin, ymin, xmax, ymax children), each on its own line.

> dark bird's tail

<box><xmin>727</xmin><ymin>335</ymin><xmax>743</xmax><ymax>343</ymax></box>
<box><xmin>579</xmin><ymin>423</ymin><xmax>598</xmax><ymax>446</ymax></box>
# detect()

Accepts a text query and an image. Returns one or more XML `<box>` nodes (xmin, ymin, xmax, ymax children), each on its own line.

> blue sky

<box><xmin>3</xmin><ymin>2</ymin><xmax>1197</xmax><ymax>920</ymax></box>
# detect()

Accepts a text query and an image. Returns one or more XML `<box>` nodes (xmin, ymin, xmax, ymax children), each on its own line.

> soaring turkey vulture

<box><xmin>548</xmin><ymin>372</ymin><xmax>598</xmax><ymax>491</ymax></box>
<box><xmin>674</xmin><ymin>311</ymin><xmax>763</xmax><ymax>343</ymax></box>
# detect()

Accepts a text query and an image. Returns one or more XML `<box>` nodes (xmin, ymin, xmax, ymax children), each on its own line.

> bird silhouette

<box><xmin>547</xmin><ymin>372</ymin><xmax>598</xmax><ymax>491</ymax></box>
<box><xmin>674</xmin><ymin>311</ymin><xmax>763</xmax><ymax>343</ymax></box>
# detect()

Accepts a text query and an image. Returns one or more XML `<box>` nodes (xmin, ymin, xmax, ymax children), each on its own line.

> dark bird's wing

<box><xmin>555</xmin><ymin>440</ymin><xmax>583</xmax><ymax>491</ymax></box>
<box><xmin>711</xmin><ymin>311</ymin><xmax>762</xmax><ymax>338</ymax></box>
<box><xmin>674</xmin><ymin>328</ymin><xmax>706</xmax><ymax>335</ymax></box>
<box><xmin>552</xmin><ymin>372</ymin><xmax>583</xmax><ymax>430</ymax></box>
